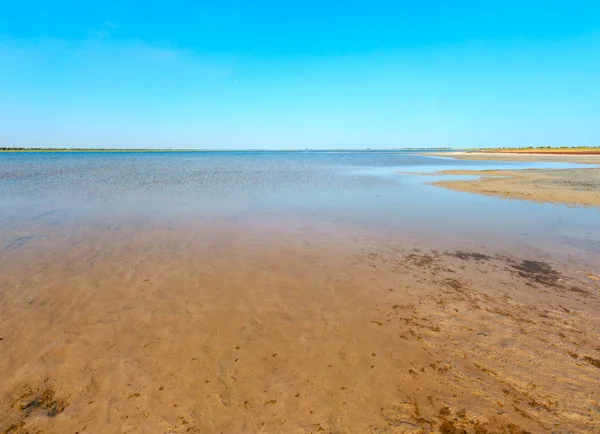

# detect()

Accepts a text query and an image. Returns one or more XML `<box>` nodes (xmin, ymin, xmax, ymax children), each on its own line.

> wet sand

<box><xmin>431</xmin><ymin>168</ymin><xmax>600</xmax><ymax>207</ymax></box>
<box><xmin>422</xmin><ymin>152</ymin><xmax>600</xmax><ymax>207</ymax></box>
<box><xmin>1</xmin><ymin>222</ymin><xmax>599</xmax><ymax>433</ymax></box>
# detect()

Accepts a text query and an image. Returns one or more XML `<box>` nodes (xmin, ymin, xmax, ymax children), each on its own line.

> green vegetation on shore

<box><xmin>0</xmin><ymin>147</ymin><xmax>191</xmax><ymax>152</ymax></box>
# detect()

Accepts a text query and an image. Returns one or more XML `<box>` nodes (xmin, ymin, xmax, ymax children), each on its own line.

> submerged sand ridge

<box><xmin>1</xmin><ymin>222</ymin><xmax>599</xmax><ymax>433</ymax></box>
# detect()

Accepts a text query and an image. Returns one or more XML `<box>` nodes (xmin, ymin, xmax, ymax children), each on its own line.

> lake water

<box><xmin>1</xmin><ymin>151</ymin><xmax>598</xmax><ymax>266</ymax></box>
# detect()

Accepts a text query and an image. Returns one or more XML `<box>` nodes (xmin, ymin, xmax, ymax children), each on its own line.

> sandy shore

<box><xmin>429</xmin><ymin>151</ymin><xmax>600</xmax><ymax>164</ymax></box>
<box><xmin>425</xmin><ymin>152</ymin><xmax>600</xmax><ymax>207</ymax></box>
<box><xmin>1</xmin><ymin>222</ymin><xmax>600</xmax><ymax>433</ymax></box>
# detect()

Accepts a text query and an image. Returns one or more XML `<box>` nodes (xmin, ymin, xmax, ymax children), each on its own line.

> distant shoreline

<box><xmin>466</xmin><ymin>147</ymin><xmax>600</xmax><ymax>155</ymax></box>
<box><xmin>1</xmin><ymin>146</ymin><xmax>598</xmax><ymax>154</ymax></box>
<box><xmin>0</xmin><ymin>148</ymin><xmax>454</xmax><ymax>153</ymax></box>
<box><xmin>424</xmin><ymin>150</ymin><xmax>600</xmax><ymax>164</ymax></box>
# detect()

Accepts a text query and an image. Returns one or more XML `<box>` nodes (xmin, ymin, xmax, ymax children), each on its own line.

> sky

<box><xmin>1</xmin><ymin>1</ymin><xmax>599</xmax><ymax>149</ymax></box>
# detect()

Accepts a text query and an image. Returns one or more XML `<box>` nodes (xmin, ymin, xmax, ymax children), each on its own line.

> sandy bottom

<box><xmin>1</xmin><ymin>221</ymin><xmax>599</xmax><ymax>434</ymax></box>
<box><xmin>431</xmin><ymin>168</ymin><xmax>600</xmax><ymax>207</ymax></box>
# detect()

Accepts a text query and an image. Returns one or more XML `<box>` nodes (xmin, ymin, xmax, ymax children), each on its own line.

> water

<box><xmin>1</xmin><ymin>151</ymin><xmax>598</xmax><ymax>263</ymax></box>
<box><xmin>0</xmin><ymin>150</ymin><xmax>592</xmax><ymax>209</ymax></box>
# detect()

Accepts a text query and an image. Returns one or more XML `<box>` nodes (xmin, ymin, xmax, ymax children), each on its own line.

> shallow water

<box><xmin>1</xmin><ymin>151</ymin><xmax>599</xmax><ymax>433</ymax></box>
<box><xmin>1</xmin><ymin>151</ymin><xmax>598</xmax><ymax>265</ymax></box>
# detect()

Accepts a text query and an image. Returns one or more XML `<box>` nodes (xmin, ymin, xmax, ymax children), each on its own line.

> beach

<box><xmin>430</xmin><ymin>151</ymin><xmax>600</xmax><ymax>164</ymax></box>
<box><xmin>1</xmin><ymin>151</ymin><xmax>599</xmax><ymax>433</ymax></box>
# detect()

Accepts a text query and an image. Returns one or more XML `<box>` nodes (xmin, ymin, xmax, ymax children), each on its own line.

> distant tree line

<box><xmin>0</xmin><ymin>147</ymin><xmax>111</xmax><ymax>151</ymax></box>
<box><xmin>0</xmin><ymin>147</ymin><xmax>156</xmax><ymax>151</ymax></box>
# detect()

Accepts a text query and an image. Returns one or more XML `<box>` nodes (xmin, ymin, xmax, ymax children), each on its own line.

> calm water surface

<box><xmin>1</xmin><ymin>151</ymin><xmax>598</xmax><ymax>266</ymax></box>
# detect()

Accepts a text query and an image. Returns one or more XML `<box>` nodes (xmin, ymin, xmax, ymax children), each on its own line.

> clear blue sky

<box><xmin>1</xmin><ymin>1</ymin><xmax>599</xmax><ymax>149</ymax></box>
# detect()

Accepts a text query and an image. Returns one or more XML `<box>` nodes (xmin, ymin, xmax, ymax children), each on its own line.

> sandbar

<box><xmin>431</xmin><ymin>167</ymin><xmax>600</xmax><ymax>207</ymax></box>
<box><xmin>425</xmin><ymin>152</ymin><xmax>600</xmax><ymax>207</ymax></box>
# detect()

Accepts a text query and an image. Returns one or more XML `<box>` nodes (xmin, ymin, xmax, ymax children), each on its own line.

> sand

<box><xmin>429</xmin><ymin>151</ymin><xmax>600</xmax><ymax>165</ymax></box>
<box><xmin>1</xmin><ymin>222</ymin><xmax>599</xmax><ymax>433</ymax></box>
<box><xmin>466</xmin><ymin>149</ymin><xmax>600</xmax><ymax>155</ymax></box>
<box><xmin>431</xmin><ymin>168</ymin><xmax>600</xmax><ymax>207</ymax></box>
<box><xmin>423</xmin><ymin>152</ymin><xmax>600</xmax><ymax>207</ymax></box>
